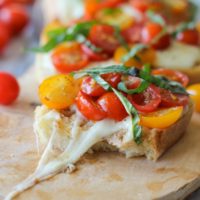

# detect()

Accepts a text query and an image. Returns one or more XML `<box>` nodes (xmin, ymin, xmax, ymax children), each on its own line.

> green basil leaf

<box><xmin>118</xmin><ymin>80</ymin><xmax>149</xmax><ymax>94</ymax></box>
<box><xmin>112</xmin><ymin>88</ymin><xmax>142</xmax><ymax>144</ymax></box>
<box><xmin>91</xmin><ymin>74</ymin><xmax>111</xmax><ymax>91</ymax></box>
<box><xmin>146</xmin><ymin>10</ymin><xmax>166</xmax><ymax>26</ymax></box>
<box><xmin>121</xmin><ymin>44</ymin><xmax>147</xmax><ymax>63</ymax></box>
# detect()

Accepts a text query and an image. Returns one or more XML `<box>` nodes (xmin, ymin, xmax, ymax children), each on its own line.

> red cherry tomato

<box><xmin>85</xmin><ymin>0</ymin><xmax>124</xmax><ymax>18</ymax></box>
<box><xmin>97</xmin><ymin>92</ymin><xmax>128</xmax><ymax>121</ymax></box>
<box><xmin>131</xmin><ymin>0</ymin><xmax>162</xmax><ymax>13</ymax></box>
<box><xmin>157</xmin><ymin>88</ymin><xmax>189</xmax><ymax>107</ymax></box>
<box><xmin>141</xmin><ymin>22</ymin><xmax>171</xmax><ymax>50</ymax></box>
<box><xmin>81</xmin><ymin>73</ymin><xmax>121</xmax><ymax>97</ymax></box>
<box><xmin>128</xmin><ymin>84</ymin><xmax>161</xmax><ymax>113</ymax></box>
<box><xmin>0</xmin><ymin>0</ymin><xmax>34</xmax><ymax>6</ymax></box>
<box><xmin>52</xmin><ymin>43</ymin><xmax>89</xmax><ymax>73</ymax></box>
<box><xmin>76</xmin><ymin>91</ymin><xmax>106</xmax><ymax>121</ymax></box>
<box><xmin>121</xmin><ymin>23</ymin><xmax>143</xmax><ymax>43</ymax></box>
<box><xmin>81</xmin><ymin>44</ymin><xmax>108</xmax><ymax>61</ymax></box>
<box><xmin>89</xmin><ymin>24</ymin><xmax>120</xmax><ymax>55</ymax></box>
<box><xmin>0</xmin><ymin>72</ymin><xmax>19</xmax><ymax>105</ymax></box>
<box><xmin>176</xmin><ymin>29</ymin><xmax>199</xmax><ymax>46</ymax></box>
<box><xmin>0</xmin><ymin>4</ymin><xmax>29</xmax><ymax>35</ymax></box>
<box><xmin>152</xmin><ymin>69</ymin><xmax>189</xmax><ymax>87</ymax></box>
<box><xmin>0</xmin><ymin>21</ymin><xmax>11</xmax><ymax>51</ymax></box>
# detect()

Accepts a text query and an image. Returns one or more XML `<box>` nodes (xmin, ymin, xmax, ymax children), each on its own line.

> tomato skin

<box><xmin>81</xmin><ymin>73</ymin><xmax>121</xmax><ymax>97</ymax></box>
<box><xmin>0</xmin><ymin>21</ymin><xmax>11</xmax><ymax>51</ymax></box>
<box><xmin>176</xmin><ymin>29</ymin><xmax>199</xmax><ymax>46</ymax></box>
<box><xmin>152</xmin><ymin>69</ymin><xmax>189</xmax><ymax>87</ymax></box>
<box><xmin>76</xmin><ymin>91</ymin><xmax>106</xmax><ymax>121</ymax></box>
<box><xmin>121</xmin><ymin>23</ymin><xmax>143</xmax><ymax>43</ymax></box>
<box><xmin>52</xmin><ymin>43</ymin><xmax>89</xmax><ymax>73</ymax></box>
<box><xmin>97</xmin><ymin>92</ymin><xmax>128</xmax><ymax>121</ymax></box>
<box><xmin>85</xmin><ymin>0</ymin><xmax>124</xmax><ymax>18</ymax></box>
<box><xmin>39</xmin><ymin>74</ymin><xmax>81</xmax><ymax>109</ymax></box>
<box><xmin>89</xmin><ymin>24</ymin><xmax>120</xmax><ymax>55</ymax></box>
<box><xmin>0</xmin><ymin>4</ymin><xmax>29</xmax><ymax>35</ymax></box>
<box><xmin>81</xmin><ymin>44</ymin><xmax>108</xmax><ymax>61</ymax></box>
<box><xmin>0</xmin><ymin>72</ymin><xmax>19</xmax><ymax>105</ymax></box>
<box><xmin>141</xmin><ymin>22</ymin><xmax>171</xmax><ymax>50</ymax></box>
<box><xmin>140</xmin><ymin>106</ymin><xmax>183</xmax><ymax>129</ymax></box>
<box><xmin>158</xmin><ymin>88</ymin><xmax>189</xmax><ymax>107</ymax></box>
<box><xmin>187</xmin><ymin>84</ymin><xmax>200</xmax><ymax>112</ymax></box>
<box><xmin>128</xmin><ymin>84</ymin><xmax>161</xmax><ymax>113</ymax></box>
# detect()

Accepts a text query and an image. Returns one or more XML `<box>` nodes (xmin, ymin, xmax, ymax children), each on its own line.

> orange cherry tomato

<box><xmin>76</xmin><ymin>91</ymin><xmax>106</xmax><ymax>121</ymax></box>
<box><xmin>85</xmin><ymin>0</ymin><xmax>124</xmax><ymax>18</ymax></box>
<box><xmin>152</xmin><ymin>69</ymin><xmax>189</xmax><ymax>87</ymax></box>
<box><xmin>141</xmin><ymin>22</ymin><xmax>171</xmax><ymax>50</ymax></box>
<box><xmin>81</xmin><ymin>73</ymin><xmax>121</xmax><ymax>97</ymax></box>
<box><xmin>0</xmin><ymin>72</ymin><xmax>19</xmax><ymax>105</ymax></box>
<box><xmin>176</xmin><ymin>29</ymin><xmax>199</xmax><ymax>46</ymax></box>
<box><xmin>89</xmin><ymin>24</ymin><xmax>120</xmax><ymax>55</ymax></box>
<box><xmin>0</xmin><ymin>4</ymin><xmax>29</xmax><ymax>34</ymax></box>
<box><xmin>39</xmin><ymin>74</ymin><xmax>81</xmax><ymax>109</ymax></box>
<box><xmin>187</xmin><ymin>84</ymin><xmax>200</xmax><ymax>112</ymax></box>
<box><xmin>140</xmin><ymin>106</ymin><xmax>183</xmax><ymax>129</ymax></box>
<box><xmin>0</xmin><ymin>21</ymin><xmax>11</xmax><ymax>51</ymax></box>
<box><xmin>51</xmin><ymin>43</ymin><xmax>89</xmax><ymax>73</ymax></box>
<box><xmin>97</xmin><ymin>92</ymin><xmax>128</xmax><ymax>121</ymax></box>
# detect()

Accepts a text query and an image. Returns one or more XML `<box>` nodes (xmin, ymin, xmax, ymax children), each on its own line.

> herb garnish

<box><xmin>146</xmin><ymin>10</ymin><xmax>166</xmax><ymax>26</ymax></box>
<box><xmin>91</xmin><ymin>74</ymin><xmax>142</xmax><ymax>144</ymax></box>
<box><xmin>73</xmin><ymin>64</ymin><xmax>188</xmax><ymax>143</ymax></box>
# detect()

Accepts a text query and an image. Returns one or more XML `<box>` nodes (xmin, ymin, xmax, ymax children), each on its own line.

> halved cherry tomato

<box><xmin>96</xmin><ymin>8</ymin><xmax>134</xmax><ymax>30</ymax></box>
<box><xmin>81</xmin><ymin>73</ymin><xmax>121</xmax><ymax>97</ymax></box>
<box><xmin>39</xmin><ymin>74</ymin><xmax>81</xmax><ymax>109</ymax></box>
<box><xmin>158</xmin><ymin>88</ymin><xmax>189</xmax><ymax>107</ymax></box>
<box><xmin>176</xmin><ymin>29</ymin><xmax>199</xmax><ymax>46</ymax></box>
<box><xmin>141</xmin><ymin>22</ymin><xmax>171</xmax><ymax>50</ymax></box>
<box><xmin>89</xmin><ymin>24</ymin><xmax>120</xmax><ymax>55</ymax></box>
<box><xmin>0</xmin><ymin>4</ymin><xmax>29</xmax><ymax>34</ymax></box>
<box><xmin>97</xmin><ymin>92</ymin><xmax>128</xmax><ymax>121</ymax></box>
<box><xmin>0</xmin><ymin>21</ymin><xmax>11</xmax><ymax>51</ymax></box>
<box><xmin>0</xmin><ymin>72</ymin><xmax>19</xmax><ymax>105</ymax></box>
<box><xmin>152</xmin><ymin>69</ymin><xmax>189</xmax><ymax>87</ymax></box>
<box><xmin>81</xmin><ymin>44</ymin><xmax>108</xmax><ymax>61</ymax></box>
<box><xmin>85</xmin><ymin>0</ymin><xmax>124</xmax><ymax>18</ymax></box>
<box><xmin>131</xmin><ymin>0</ymin><xmax>163</xmax><ymax>13</ymax></box>
<box><xmin>52</xmin><ymin>43</ymin><xmax>89</xmax><ymax>73</ymax></box>
<box><xmin>76</xmin><ymin>91</ymin><xmax>106</xmax><ymax>121</ymax></box>
<box><xmin>187</xmin><ymin>84</ymin><xmax>200</xmax><ymax>112</ymax></box>
<box><xmin>140</xmin><ymin>106</ymin><xmax>183</xmax><ymax>129</ymax></box>
<box><xmin>121</xmin><ymin>23</ymin><xmax>143</xmax><ymax>43</ymax></box>
<box><xmin>128</xmin><ymin>84</ymin><xmax>161</xmax><ymax>113</ymax></box>
<box><xmin>114</xmin><ymin>46</ymin><xmax>155</xmax><ymax>67</ymax></box>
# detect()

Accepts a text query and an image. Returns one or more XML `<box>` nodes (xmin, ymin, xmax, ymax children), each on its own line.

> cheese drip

<box><xmin>5</xmin><ymin>106</ymin><xmax>135</xmax><ymax>200</ymax></box>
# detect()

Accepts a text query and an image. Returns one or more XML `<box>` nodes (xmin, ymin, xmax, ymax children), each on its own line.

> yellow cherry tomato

<box><xmin>114</xmin><ymin>46</ymin><xmax>155</xmax><ymax>67</ymax></box>
<box><xmin>140</xmin><ymin>106</ymin><xmax>183</xmax><ymax>129</ymax></box>
<box><xmin>96</xmin><ymin>8</ymin><xmax>134</xmax><ymax>30</ymax></box>
<box><xmin>39</xmin><ymin>74</ymin><xmax>82</xmax><ymax>109</ymax></box>
<box><xmin>187</xmin><ymin>84</ymin><xmax>200</xmax><ymax>112</ymax></box>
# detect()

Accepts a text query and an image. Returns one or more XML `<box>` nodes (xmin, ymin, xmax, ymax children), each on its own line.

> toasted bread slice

<box><xmin>34</xmin><ymin>101</ymin><xmax>193</xmax><ymax>162</ymax></box>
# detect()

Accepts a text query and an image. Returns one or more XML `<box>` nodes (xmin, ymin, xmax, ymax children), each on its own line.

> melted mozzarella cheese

<box><xmin>6</xmin><ymin>106</ymin><xmax>137</xmax><ymax>200</ymax></box>
<box><xmin>155</xmin><ymin>42</ymin><xmax>200</xmax><ymax>69</ymax></box>
<box><xmin>42</xmin><ymin>0</ymin><xmax>84</xmax><ymax>24</ymax></box>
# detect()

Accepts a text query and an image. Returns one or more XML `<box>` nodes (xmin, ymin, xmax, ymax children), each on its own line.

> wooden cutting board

<box><xmin>0</xmin><ymin>67</ymin><xmax>200</xmax><ymax>200</ymax></box>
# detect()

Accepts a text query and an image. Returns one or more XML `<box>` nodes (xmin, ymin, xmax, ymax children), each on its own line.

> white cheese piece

<box><xmin>42</xmin><ymin>0</ymin><xmax>84</xmax><ymax>24</ymax></box>
<box><xmin>5</xmin><ymin>106</ymin><xmax>134</xmax><ymax>200</ymax></box>
<box><xmin>155</xmin><ymin>42</ymin><xmax>200</xmax><ymax>69</ymax></box>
